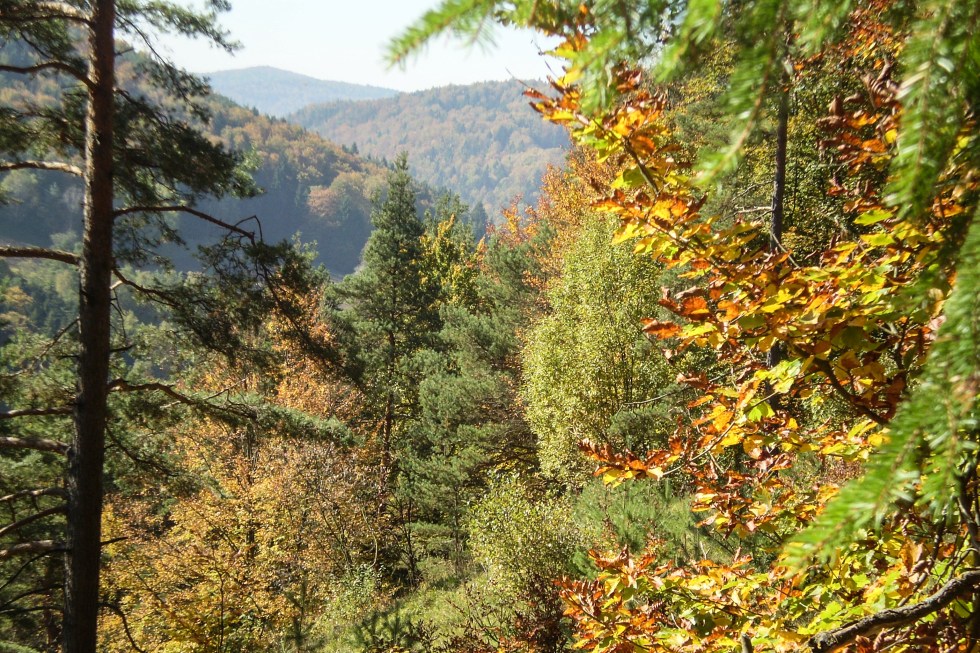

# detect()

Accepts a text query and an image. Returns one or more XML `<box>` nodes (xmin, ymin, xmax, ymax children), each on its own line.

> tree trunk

<box><xmin>769</xmin><ymin>83</ymin><xmax>789</xmax><ymax>255</ymax></box>
<box><xmin>767</xmin><ymin>73</ymin><xmax>789</xmax><ymax>371</ymax></box>
<box><xmin>64</xmin><ymin>1</ymin><xmax>115</xmax><ymax>651</ymax></box>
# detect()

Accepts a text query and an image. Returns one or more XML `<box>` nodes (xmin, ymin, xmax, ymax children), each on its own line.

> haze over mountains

<box><xmin>206</xmin><ymin>66</ymin><xmax>399</xmax><ymax>117</ymax></box>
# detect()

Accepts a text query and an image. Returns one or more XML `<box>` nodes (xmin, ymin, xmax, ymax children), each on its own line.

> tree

<box><xmin>522</xmin><ymin>162</ymin><xmax>679</xmax><ymax>486</ymax></box>
<box><xmin>391</xmin><ymin>0</ymin><xmax>980</xmax><ymax>650</ymax></box>
<box><xmin>0</xmin><ymin>2</ymin><xmax>320</xmax><ymax>650</ymax></box>
<box><xmin>328</xmin><ymin>154</ymin><xmax>441</xmax><ymax>527</ymax></box>
<box><xmin>397</xmin><ymin>213</ymin><xmax>547</xmax><ymax>580</ymax></box>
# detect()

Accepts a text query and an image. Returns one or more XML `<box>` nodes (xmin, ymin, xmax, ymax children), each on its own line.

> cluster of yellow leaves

<box><xmin>98</xmin><ymin>293</ymin><xmax>387</xmax><ymax>652</ymax></box>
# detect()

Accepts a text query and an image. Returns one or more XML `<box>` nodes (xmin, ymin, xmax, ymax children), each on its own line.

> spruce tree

<box><xmin>331</xmin><ymin>153</ymin><xmax>440</xmax><ymax>503</ymax></box>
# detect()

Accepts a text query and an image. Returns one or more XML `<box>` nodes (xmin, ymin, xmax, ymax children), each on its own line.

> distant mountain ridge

<box><xmin>289</xmin><ymin>79</ymin><xmax>569</xmax><ymax>213</ymax></box>
<box><xmin>206</xmin><ymin>66</ymin><xmax>399</xmax><ymax>117</ymax></box>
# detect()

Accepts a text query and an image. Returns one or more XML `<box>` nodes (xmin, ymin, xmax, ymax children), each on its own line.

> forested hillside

<box><xmin>290</xmin><ymin>80</ymin><xmax>569</xmax><ymax>213</ymax></box>
<box><xmin>0</xmin><ymin>48</ymin><xmax>403</xmax><ymax>276</ymax></box>
<box><xmin>206</xmin><ymin>66</ymin><xmax>399</xmax><ymax>117</ymax></box>
<box><xmin>2</xmin><ymin>1</ymin><xmax>979</xmax><ymax>653</ymax></box>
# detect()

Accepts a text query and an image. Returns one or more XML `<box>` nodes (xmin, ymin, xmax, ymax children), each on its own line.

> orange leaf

<box><xmin>642</xmin><ymin>319</ymin><xmax>682</xmax><ymax>338</ymax></box>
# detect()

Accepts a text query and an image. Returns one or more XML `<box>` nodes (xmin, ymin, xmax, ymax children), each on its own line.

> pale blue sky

<box><xmin>154</xmin><ymin>1</ymin><xmax>559</xmax><ymax>92</ymax></box>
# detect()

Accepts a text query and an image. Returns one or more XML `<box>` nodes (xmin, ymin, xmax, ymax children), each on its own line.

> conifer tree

<box><xmin>0</xmin><ymin>2</ymin><xmax>322</xmax><ymax>650</ymax></box>
<box><xmin>330</xmin><ymin>154</ymin><xmax>441</xmax><ymax>505</ymax></box>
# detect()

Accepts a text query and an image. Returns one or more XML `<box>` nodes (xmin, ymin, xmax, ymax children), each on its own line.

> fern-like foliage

<box><xmin>887</xmin><ymin>0</ymin><xmax>980</xmax><ymax>221</ymax></box>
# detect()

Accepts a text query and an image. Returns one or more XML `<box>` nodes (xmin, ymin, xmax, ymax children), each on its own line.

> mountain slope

<box><xmin>289</xmin><ymin>80</ymin><xmax>569</xmax><ymax>213</ymax></box>
<box><xmin>206</xmin><ymin>66</ymin><xmax>399</xmax><ymax>117</ymax></box>
<box><xmin>0</xmin><ymin>52</ymin><xmax>402</xmax><ymax>277</ymax></box>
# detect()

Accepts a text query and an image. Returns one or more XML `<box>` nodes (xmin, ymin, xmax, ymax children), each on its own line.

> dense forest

<box><xmin>1</xmin><ymin>1</ymin><xmax>979</xmax><ymax>653</ymax></box>
<box><xmin>290</xmin><ymin>80</ymin><xmax>569</xmax><ymax>214</ymax></box>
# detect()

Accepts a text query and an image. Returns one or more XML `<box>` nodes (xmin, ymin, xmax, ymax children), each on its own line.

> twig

<box><xmin>0</xmin><ymin>506</ymin><xmax>66</xmax><ymax>539</ymax></box>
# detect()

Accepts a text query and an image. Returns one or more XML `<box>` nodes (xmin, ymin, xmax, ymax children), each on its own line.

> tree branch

<box><xmin>4</xmin><ymin>1</ymin><xmax>90</xmax><ymax>22</ymax></box>
<box><xmin>811</xmin><ymin>357</ymin><xmax>888</xmax><ymax>425</ymax></box>
<box><xmin>0</xmin><ymin>584</ymin><xmax>60</xmax><ymax>613</ymax></box>
<box><xmin>0</xmin><ymin>436</ymin><xmax>69</xmax><ymax>455</ymax></box>
<box><xmin>0</xmin><ymin>61</ymin><xmax>91</xmax><ymax>87</ymax></box>
<box><xmin>108</xmin><ymin>379</ymin><xmax>257</xmax><ymax>419</ymax></box>
<box><xmin>112</xmin><ymin>205</ymin><xmax>256</xmax><ymax>240</ymax></box>
<box><xmin>0</xmin><ymin>246</ymin><xmax>79</xmax><ymax>265</ymax></box>
<box><xmin>0</xmin><ymin>160</ymin><xmax>84</xmax><ymax>176</ymax></box>
<box><xmin>0</xmin><ymin>540</ymin><xmax>63</xmax><ymax>561</ymax></box>
<box><xmin>809</xmin><ymin>570</ymin><xmax>980</xmax><ymax>653</ymax></box>
<box><xmin>101</xmin><ymin>602</ymin><xmax>149</xmax><ymax>653</ymax></box>
<box><xmin>108</xmin><ymin>378</ymin><xmax>196</xmax><ymax>404</ymax></box>
<box><xmin>111</xmin><ymin>268</ymin><xmax>177</xmax><ymax>307</ymax></box>
<box><xmin>0</xmin><ymin>406</ymin><xmax>73</xmax><ymax>420</ymax></box>
<box><xmin>0</xmin><ymin>488</ymin><xmax>67</xmax><ymax>505</ymax></box>
<box><xmin>0</xmin><ymin>506</ymin><xmax>66</xmax><ymax>539</ymax></box>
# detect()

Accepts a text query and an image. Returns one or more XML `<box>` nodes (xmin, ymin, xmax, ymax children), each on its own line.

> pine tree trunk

<box><xmin>64</xmin><ymin>2</ymin><xmax>115</xmax><ymax>650</ymax></box>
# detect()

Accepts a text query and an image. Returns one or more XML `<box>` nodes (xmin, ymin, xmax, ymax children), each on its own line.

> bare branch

<box><xmin>0</xmin><ymin>584</ymin><xmax>59</xmax><ymax>614</ymax></box>
<box><xmin>101</xmin><ymin>602</ymin><xmax>149</xmax><ymax>653</ymax></box>
<box><xmin>0</xmin><ymin>160</ymin><xmax>84</xmax><ymax>176</ymax></box>
<box><xmin>812</xmin><ymin>357</ymin><xmax>888</xmax><ymax>425</ymax></box>
<box><xmin>809</xmin><ymin>570</ymin><xmax>980</xmax><ymax>653</ymax></box>
<box><xmin>0</xmin><ymin>436</ymin><xmax>69</xmax><ymax>455</ymax></box>
<box><xmin>0</xmin><ymin>246</ymin><xmax>79</xmax><ymax>265</ymax></box>
<box><xmin>108</xmin><ymin>379</ymin><xmax>195</xmax><ymax>404</ymax></box>
<box><xmin>0</xmin><ymin>61</ymin><xmax>91</xmax><ymax>87</ymax></box>
<box><xmin>112</xmin><ymin>205</ymin><xmax>256</xmax><ymax>240</ymax></box>
<box><xmin>0</xmin><ymin>540</ymin><xmax>63</xmax><ymax>561</ymax></box>
<box><xmin>0</xmin><ymin>488</ymin><xmax>67</xmax><ymax>505</ymax></box>
<box><xmin>0</xmin><ymin>506</ymin><xmax>66</xmax><ymax>539</ymax></box>
<box><xmin>0</xmin><ymin>406</ymin><xmax>73</xmax><ymax>420</ymax></box>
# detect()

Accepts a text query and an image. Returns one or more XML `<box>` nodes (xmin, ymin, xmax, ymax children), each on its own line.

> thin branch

<box><xmin>0</xmin><ymin>435</ymin><xmax>69</xmax><ymax>455</ymax></box>
<box><xmin>808</xmin><ymin>570</ymin><xmax>980</xmax><ymax>653</ymax></box>
<box><xmin>0</xmin><ymin>160</ymin><xmax>83</xmax><ymax>176</ymax></box>
<box><xmin>112</xmin><ymin>205</ymin><xmax>256</xmax><ymax>241</ymax></box>
<box><xmin>108</xmin><ymin>379</ymin><xmax>196</xmax><ymax>404</ymax></box>
<box><xmin>107</xmin><ymin>379</ymin><xmax>257</xmax><ymax>419</ymax></box>
<box><xmin>0</xmin><ymin>540</ymin><xmax>63</xmax><ymax>561</ymax></box>
<box><xmin>100</xmin><ymin>602</ymin><xmax>149</xmax><ymax>653</ymax></box>
<box><xmin>0</xmin><ymin>406</ymin><xmax>73</xmax><ymax>419</ymax></box>
<box><xmin>0</xmin><ymin>505</ymin><xmax>66</xmax><ymax>539</ymax></box>
<box><xmin>0</xmin><ymin>554</ymin><xmax>49</xmax><ymax>595</ymax></box>
<box><xmin>0</xmin><ymin>583</ymin><xmax>59</xmax><ymax>613</ymax></box>
<box><xmin>0</xmin><ymin>246</ymin><xmax>79</xmax><ymax>265</ymax></box>
<box><xmin>111</xmin><ymin>268</ymin><xmax>177</xmax><ymax>307</ymax></box>
<box><xmin>811</xmin><ymin>358</ymin><xmax>888</xmax><ymax>425</ymax></box>
<box><xmin>0</xmin><ymin>488</ymin><xmax>67</xmax><ymax>505</ymax></box>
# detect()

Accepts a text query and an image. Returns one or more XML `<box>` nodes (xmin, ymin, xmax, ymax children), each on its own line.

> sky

<box><xmin>154</xmin><ymin>1</ymin><xmax>560</xmax><ymax>92</ymax></box>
